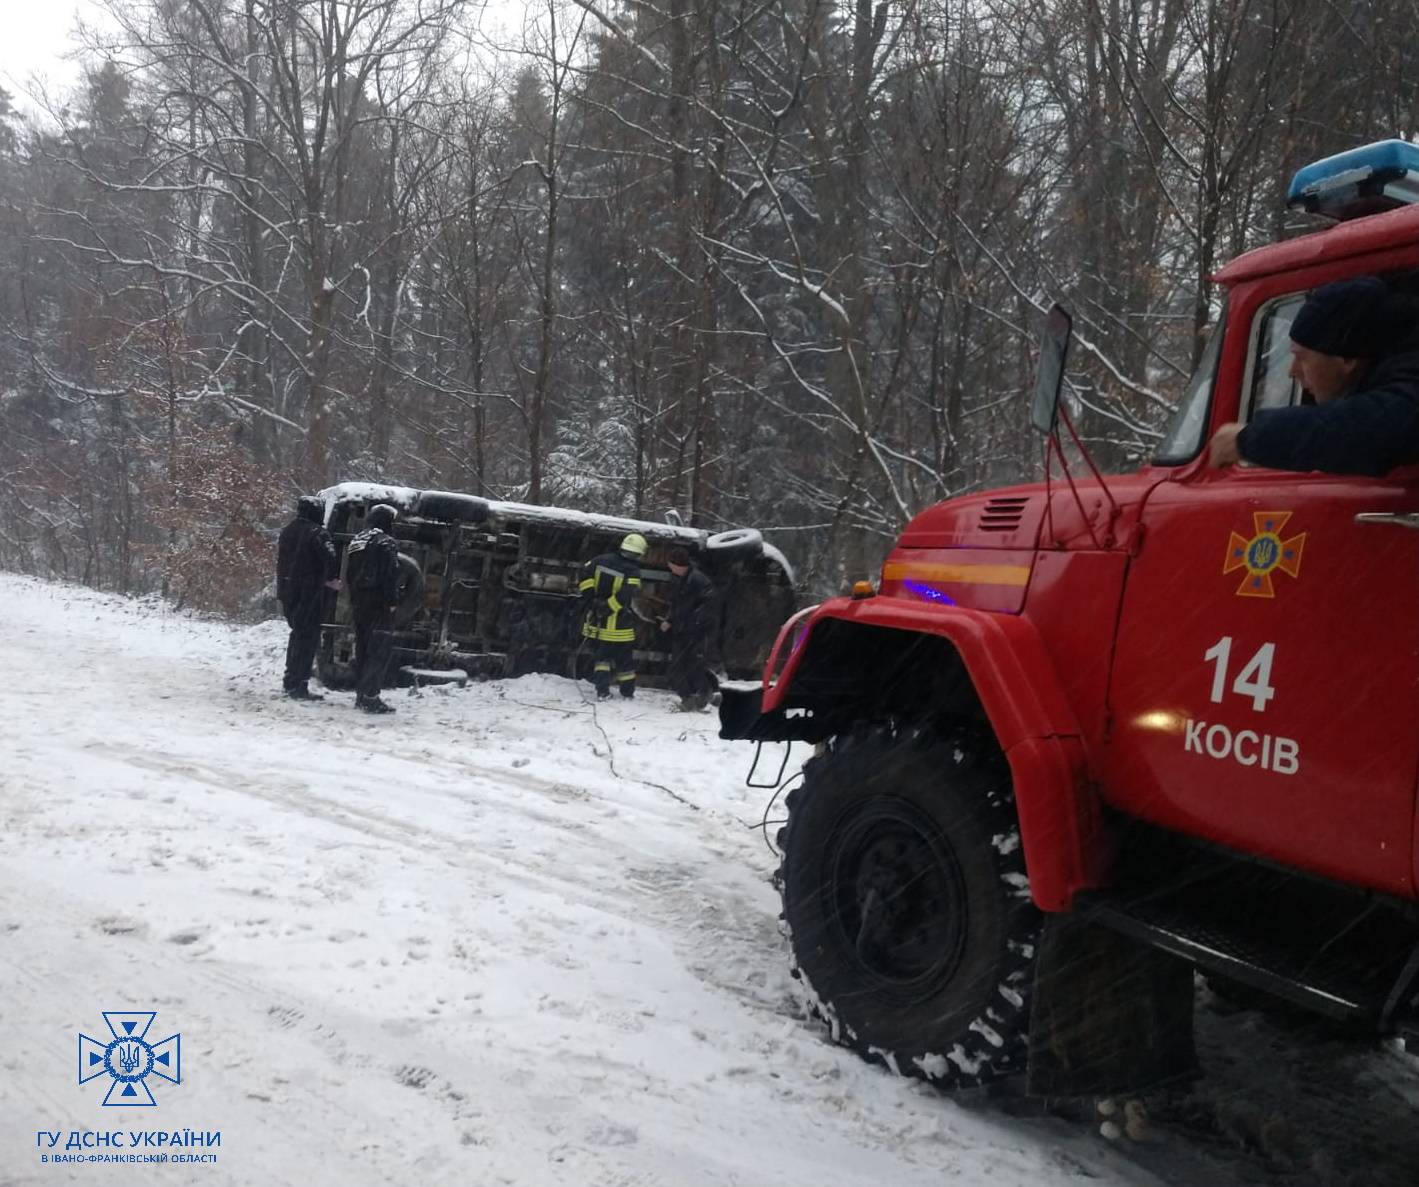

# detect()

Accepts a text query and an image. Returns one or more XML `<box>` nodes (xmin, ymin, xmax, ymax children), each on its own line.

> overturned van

<box><xmin>312</xmin><ymin>482</ymin><xmax>797</xmax><ymax>691</ymax></box>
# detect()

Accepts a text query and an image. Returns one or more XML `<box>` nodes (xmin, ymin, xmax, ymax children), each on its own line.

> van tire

<box><xmin>415</xmin><ymin>491</ymin><xmax>490</xmax><ymax>523</ymax></box>
<box><xmin>705</xmin><ymin>528</ymin><xmax>763</xmax><ymax>559</ymax></box>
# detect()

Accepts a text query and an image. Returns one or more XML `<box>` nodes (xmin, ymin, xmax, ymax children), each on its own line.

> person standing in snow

<box><xmin>343</xmin><ymin>503</ymin><xmax>402</xmax><ymax>714</ymax></box>
<box><xmin>578</xmin><ymin>533</ymin><xmax>646</xmax><ymax>700</ymax></box>
<box><xmin>276</xmin><ymin>495</ymin><xmax>340</xmax><ymax>701</ymax></box>
<box><xmin>659</xmin><ymin>547</ymin><xmax>717</xmax><ymax>712</ymax></box>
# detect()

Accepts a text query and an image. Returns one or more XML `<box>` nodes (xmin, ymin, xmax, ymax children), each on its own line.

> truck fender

<box><xmin>766</xmin><ymin>598</ymin><xmax>1106</xmax><ymax>912</ymax></box>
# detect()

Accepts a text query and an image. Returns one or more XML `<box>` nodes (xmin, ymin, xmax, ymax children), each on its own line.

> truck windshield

<box><xmin>1153</xmin><ymin>313</ymin><xmax>1225</xmax><ymax>465</ymax></box>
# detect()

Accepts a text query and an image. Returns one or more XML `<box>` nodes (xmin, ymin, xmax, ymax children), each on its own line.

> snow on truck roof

<box><xmin>317</xmin><ymin>481</ymin><xmax>797</xmax><ymax>582</ymax></box>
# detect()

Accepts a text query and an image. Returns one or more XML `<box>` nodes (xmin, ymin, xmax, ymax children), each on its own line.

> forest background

<box><xmin>0</xmin><ymin>0</ymin><xmax>1412</xmax><ymax>610</ymax></box>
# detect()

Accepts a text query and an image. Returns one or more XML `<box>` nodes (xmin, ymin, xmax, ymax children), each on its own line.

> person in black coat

<box><xmin>344</xmin><ymin>503</ymin><xmax>402</xmax><ymax>714</ymax></box>
<box><xmin>276</xmin><ymin>495</ymin><xmax>339</xmax><ymax>700</ymax></box>
<box><xmin>660</xmin><ymin>547</ymin><xmax>717</xmax><ymax>712</ymax></box>
<box><xmin>1209</xmin><ymin>277</ymin><xmax>1419</xmax><ymax>475</ymax></box>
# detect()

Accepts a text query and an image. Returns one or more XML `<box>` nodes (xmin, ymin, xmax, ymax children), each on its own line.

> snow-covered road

<box><xmin>1</xmin><ymin>573</ymin><xmax>1416</xmax><ymax>1186</ymax></box>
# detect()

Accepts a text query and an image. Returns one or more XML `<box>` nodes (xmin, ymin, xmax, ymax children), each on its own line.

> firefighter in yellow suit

<box><xmin>578</xmin><ymin>533</ymin><xmax>647</xmax><ymax>700</ymax></box>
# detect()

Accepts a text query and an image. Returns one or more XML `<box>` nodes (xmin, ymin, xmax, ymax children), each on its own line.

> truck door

<box><xmin>1104</xmin><ymin>296</ymin><xmax>1419</xmax><ymax>898</ymax></box>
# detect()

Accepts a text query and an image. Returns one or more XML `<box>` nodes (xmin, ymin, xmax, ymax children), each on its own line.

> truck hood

<box><xmin>898</xmin><ymin>472</ymin><xmax>1168</xmax><ymax>551</ymax></box>
<box><xmin>897</xmin><ymin>486</ymin><xmax>1049</xmax><ymax>551</ymax></box>
<box><xmin>884</xmin><ymin>471</ymin><xmax>1169</xmax><ymax>612</ymax></box>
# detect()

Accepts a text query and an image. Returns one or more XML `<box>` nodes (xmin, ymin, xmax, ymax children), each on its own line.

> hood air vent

<box><xmin>978</xmin><ymin>496</ymin><xmax>1029</xmax><ymax>533</ymax></box>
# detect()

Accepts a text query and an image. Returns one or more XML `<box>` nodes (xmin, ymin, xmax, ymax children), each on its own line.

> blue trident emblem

<box><xmin>79</xmin><ymin>1013</ymin><xmax>181</xmax><ymax>1106</ymax></box>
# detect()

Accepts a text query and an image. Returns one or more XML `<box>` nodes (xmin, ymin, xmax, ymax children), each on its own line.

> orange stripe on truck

<box><xmin>881</xmin><ymin>561</ymin><xmax>1032</xmax><ymax>587</ymax></box>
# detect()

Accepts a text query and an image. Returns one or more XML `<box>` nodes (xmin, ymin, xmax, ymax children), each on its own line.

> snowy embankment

<box><xmin>5</xmin><ymin>572</ymin><xmax>1414</xmax><ymax>1187</ymax></box>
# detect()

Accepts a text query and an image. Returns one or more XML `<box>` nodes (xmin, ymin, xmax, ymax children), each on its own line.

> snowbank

<box><xmin>0</xmin><ymin>573</ymin><xmax>1223</xmax><ymax>1186</ymax></box>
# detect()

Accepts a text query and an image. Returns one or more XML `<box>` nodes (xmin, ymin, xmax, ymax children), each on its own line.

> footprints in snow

<box><xmin>167</xmin><ymin>927</ymin><xmax>208</xmax><ymax>946</ymax></box>
<box><xmin>267</xmin><ymin>1004</ymin><xmax>304</xmax><ymax>1030</ymax></box>
<box><xmin>395</xmin><ymin>1064</ymin><xmax>436</xmax><ymax>1090</ymax></box>
<box><xmin>92</xmin><ymin>913</ymin><xmax>215</xmax><ymax>954</ymax></box>
<box><xmin>536</xmin><ymin>995</ymin><xmax>651</xmax><ymax>1033</ymax></box>
<box><xmin>95</xmin><ymin>913</ymin><xmax>147</xmax><ymax>937</ymax></box>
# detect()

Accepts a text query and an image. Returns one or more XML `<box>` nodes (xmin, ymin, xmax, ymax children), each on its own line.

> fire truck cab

<box><xmin>720</xmin><ymin>139</ymin><xmax>1419</xmax><ymax>1094</ymax></box>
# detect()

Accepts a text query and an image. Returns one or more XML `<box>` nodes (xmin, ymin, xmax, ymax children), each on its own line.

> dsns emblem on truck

<box><xmin>1223</xmin><ymin>511</ymin><xmax>1306</xmax><ymax>598</ymax></box>
<box><xmin>79</xmin><ymin>1012</ymin><xmax>181</xmax><ymax>1106</ymax></box>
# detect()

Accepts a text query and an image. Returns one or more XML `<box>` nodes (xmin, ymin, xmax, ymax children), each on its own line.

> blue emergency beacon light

<box><xmin>1288</xmin><ymin>139</ymin><xmax>1419</xmax><ymax>221</ymax></box>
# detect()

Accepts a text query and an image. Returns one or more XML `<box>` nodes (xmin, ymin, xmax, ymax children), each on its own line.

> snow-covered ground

<box><xmin>1</xmin><ymin>572</ymin><xmax>1417</xmax><ymax>1186</ymax></box>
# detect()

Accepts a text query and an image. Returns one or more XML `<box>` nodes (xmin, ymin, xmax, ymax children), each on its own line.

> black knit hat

<box><xmin>1289</xmin><ymin>277</ymin><xmax>1396</xmax><ymax>358</ymax></box>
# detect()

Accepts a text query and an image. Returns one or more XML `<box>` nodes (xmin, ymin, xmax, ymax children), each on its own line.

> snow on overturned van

<box><xmin>312</xmin><ymin>482</ymin><xmax>797</xmax><ymax>691</ymax></box>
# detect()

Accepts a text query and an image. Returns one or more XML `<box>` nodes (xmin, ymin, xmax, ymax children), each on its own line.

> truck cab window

<box><xmin>1154</xmin><ymin>314</ymin><xmax>1225</xmax><ymax>464</ymax></box>
<box><xmin>1245</xmin><ymin>295</ymin><xmax>1305</xmax><ymax>418</ymax></box>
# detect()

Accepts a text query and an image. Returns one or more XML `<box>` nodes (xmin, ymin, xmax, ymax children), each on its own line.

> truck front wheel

<box><xmin>777</xmin><ymin>726</ymin><xmax>1039</xmax><ymax>1087</ymax></box>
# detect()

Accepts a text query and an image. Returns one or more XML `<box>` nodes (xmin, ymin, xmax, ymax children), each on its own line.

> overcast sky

<box><xmin>2</xmin><ymin>1</ymin><xmax>531</xmax><ymax>117</ymax></box>
<box><xmin>1</xmin><ymin>2</ymin><xmax>102</xmax><ymax>109</ymax></box>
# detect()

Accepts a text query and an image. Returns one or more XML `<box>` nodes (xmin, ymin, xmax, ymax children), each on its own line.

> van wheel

<box><xmin>415</xmin><ymin>490</ymin><xmax>490</xmax><ymax>523</ymax></box>
<box><xmin>705</xmin><ymin>527</ymin><xmax>763</xmax><ymax>559</ymax></box>
<box><xmin>776</xmin><ymin>725</ymin><xmax>1039</xmax><ymax>1087</ymax></box>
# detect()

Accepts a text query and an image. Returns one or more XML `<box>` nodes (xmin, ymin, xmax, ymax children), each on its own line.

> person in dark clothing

<box><xmin>659</xmin><ymin>546</ymin><xmax>717</xmax><ymax>712</ymax></box>
<box><xmin>1209</xmin><ymin>277</ymin><xmax>1419</xmax><ymax>474</ymax></box>
<box><xmin>276</xmin><ymin>495</ymin><xmax>340</xmax><ymax>700</ymax></box>
<box><xmin>344</xmin><ymin>503</ymin><xmax>402</xmax><ymax>714</ymax></box>
<box><xmin>579</xmin><ymin>533</ymin><xmax>646</xmax><ymax>700</ymax></box>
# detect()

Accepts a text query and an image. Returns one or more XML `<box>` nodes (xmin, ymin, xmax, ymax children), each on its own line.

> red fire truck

<box><xmin>720</xmin><ymin>139</ymin><xmax>1419</xmax><ymax>1095</ymax></box>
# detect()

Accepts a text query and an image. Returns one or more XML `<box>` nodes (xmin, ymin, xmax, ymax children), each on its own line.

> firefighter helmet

<box><xmin>620</xmin><ymin>532</ymin><xmax>648</xmax><ymax>557</ymax></box>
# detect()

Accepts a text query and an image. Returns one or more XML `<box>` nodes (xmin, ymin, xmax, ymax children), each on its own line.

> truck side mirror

<box><xmin>1031</xmin><ymin>304</ymin><xmax>1072</xmax><ymax>436</ymax></box>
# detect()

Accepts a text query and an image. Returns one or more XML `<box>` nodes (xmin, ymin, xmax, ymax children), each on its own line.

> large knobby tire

<box><xmin>777</xmin><ymin>726</ymin><xmax>1040</xmax><ymax>1087</ymax></box>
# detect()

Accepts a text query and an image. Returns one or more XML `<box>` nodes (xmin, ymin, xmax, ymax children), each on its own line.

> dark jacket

<box><xmin>276</xmin><ymin>517</ymin><xmax>338</xmax><ymax>608</ymax></box>
<box><xmin>345</xmin><ymin>528</ymin><xmax>401</xmax><ymax>607</ymax></box>
<box><xmin>578</xmin><ymin>550</ymin><xmax>642</xmax><ymax>643</ymax></box>
<box><xmin>1239</xmin><ymin>345</ymin><xmax>1419</xmax><ymax>476</ymax></box>
<box><xmin>668</xmin><ymin>564</ymin><xmax>715</xmax><ymax>637</ymax></box>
